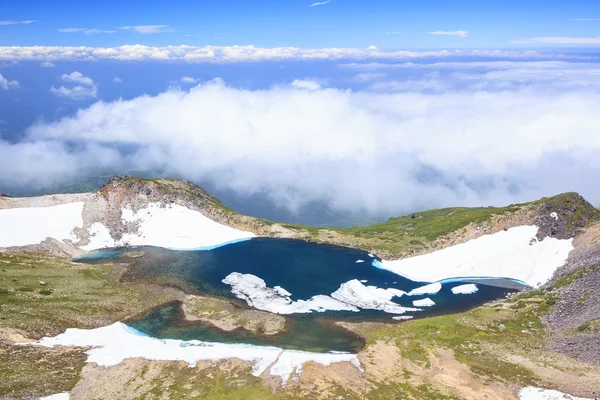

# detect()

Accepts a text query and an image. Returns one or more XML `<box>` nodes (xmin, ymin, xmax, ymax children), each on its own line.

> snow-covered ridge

<box><xmin>0</xmin><ymin>203</ymin><xmax>84</xmax><ymax>248</ymax></box>
<box><xmin>380</xmin><ymin>226</ymin><xmax>573</xmax><ymax>288</ymax></box>
<box><xmin>32</xmin><ymin>322</ymin><xmax>361</xmax><ymax>386</ymax></box>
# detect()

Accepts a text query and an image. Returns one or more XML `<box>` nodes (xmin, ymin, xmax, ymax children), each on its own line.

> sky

<box><xmin>1</xmin><ymin>0</ymin><xmax>600</xmax><ymax>226</ymax></box>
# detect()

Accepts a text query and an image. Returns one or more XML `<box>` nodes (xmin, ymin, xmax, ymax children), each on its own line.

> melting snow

<box><xmin>31</xmin><ymin>322</ymin><xmax>361</xmax><ymax>386</ymax></box>
<box><xmin>0</xmin><ymin>203</ymin><xmax>84</xmax><ymax>248</ymax></box>
<box><xmin>451</xmin><ymin>284</ymin><xmax>478</xmax><ymax>294</ymax></box>
<box><xmin>381</xmin><ymin>226</ymin><xmax>573</xmax><ymax>287</ymax></box>
<box><xmin>519</xmin><ymin>387</ymin><xmax>591</xmax><ymax>400</ymax></box>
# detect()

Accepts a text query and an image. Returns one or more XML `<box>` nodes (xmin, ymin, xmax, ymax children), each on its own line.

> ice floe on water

<box><xmin>355</xmin><ymin>259</ymin><xmax>365</xmax><ymax>263</ymax></box>
<box><xmin>392</xmin><ymin>316</ymin><xmax>414</xmax><ymax>321</ymax></box>
<box><xmin>32</xmin><ymin>322</ymin><xmax>361</xmax><ymax>385</ymax></box>
<box><xmin>407</xmin><ymin>282</ymin><xmax>442</xmax><ymax>296</ymax></box>
<box><xmin>223</xmin><ymin>274</ymin><xmax>417</xmax><ymax>315</ymax></box>
<box><xmin>380</xmin><ymin>226</ymin><xmax>573</xmax><ymax>287</ymax></box>
<box><xmin>451</xmin><ymin>284</ymin><xmax>479</xmax><ymax>295</ymax></box>
<box><xmin>84</xmin><ymin>203</ymin><xmax>255</xmax><ymax>251</ymax></box>
<box><xmin>223</xmin><ymin>273</ymin><xmax>358</xmax><ymax>314</ymax></box>
<box><xmin>0</xmin><ymin>203</ymin><xmax>84</xmax><ymax>248</ymax></box>
<box><xmin>519</xmin><ymin>387</ymin><xmax>591</xmax><ymax>400</ymax></box>
<box><xmin>412</xmin><ymin>298</ymin><xmax>435</xmax><ymax>307</ymax></box>
<box><xmin>331</xmin><ymin>280</ymin><xmax>416</xmax><ymax>315</ymax></box>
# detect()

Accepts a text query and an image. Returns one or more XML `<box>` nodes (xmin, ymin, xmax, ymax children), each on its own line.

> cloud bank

<box><xmin>3</xmin><ymin>61</ymin><xmax>600</xmax><ymax>216</ymax></box>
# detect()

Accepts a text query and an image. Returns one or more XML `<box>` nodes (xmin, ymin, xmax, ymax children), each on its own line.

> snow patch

<box><xmin>83</xmin><ymin>203</ymin><xmax>255</xmax><ymax>251</ymax></box>
<box><xmin>550</xmin><ymin>212</ymin><xmax>558</xmax><ymax>221</ymax></box>
<box><xmin>412</xmin><ymin>298</ymin><xmax>435</xmax><ymax>307</ymax></box>
<box><xmin>32</xmin><ymin>322</ymin><xmax>360</xmax><ymax>386</ymax></box>
<box><xmin>519</xmin><ymin>387</ymin><xmax>591</xmax><ymax>400</ymax></box>
<box><xmin>39</xmin><ymin>394</ymin><xmax>70</xmax><ymax>400</ymax></box>
<box><xmin>222</xmin><ymin>273</ymin><xmax>358</xmax><ymax>314</ymax></box>
<box><xmin>381</xmin><ymin>226</ymin><xmax>573</xmax><ymax>287</ymax></box>
<box><xmin>408</xmin><ymin>282</ymin><xmax>442</xmax><ymax>296</ymax></box>
<box><xmin>451</xmin><ymin>284</ymin><xmax>478</xmax><ymax>294</ymax></box>
<box><xmin>0</xmin><ymin>203</ymin><xmax>84</xmax><ymax>248</ymax></box>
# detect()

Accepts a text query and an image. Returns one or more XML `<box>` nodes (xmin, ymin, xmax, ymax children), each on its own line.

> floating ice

<box><xmin>223</xmin><ymin>273</ymin><xmax>358</xmax><ymax>314</ymax></box>
<box><xmin>392</xmin><ymin>316</ymin><xmax>413</xmax><ymax>321</ymax></box>
<box><xmin>355</xmin><ymin>259</ymin><xmax>365</xmax><ymax>263</ymax></box>
<box><xmin>412</xmin><ymin>298</ymin><xmax>435</xmax><ymax>307</ymax></box>
<box><xmin>331</xmin><ymin>280</ymin><xmax>417</xmax><ymax>315</ymax></box>
<box><xmin>451</xmin><ymin>284</ymin><xmax>478</xmax><ymax>295</ymax></box>
<box><xmin>408</xmin><ymin>282</ymin><xmax>442</xmax><ymax>296</ymax></box>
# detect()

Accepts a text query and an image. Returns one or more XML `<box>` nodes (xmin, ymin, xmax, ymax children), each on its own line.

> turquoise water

<box><xmin>77</xmin><ymin>238</ymin><xmax>525</xmax><ymax>353</ymax></box>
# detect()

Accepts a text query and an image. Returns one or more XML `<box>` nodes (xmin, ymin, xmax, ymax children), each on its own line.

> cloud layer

<box><xmin>3</xmin><ymin>61</ymin><xmax>600</xmax><ymax>216</ymax></box>
<box><xmin>0</xmin><ymin>45</ymin><xmax>588</xmax><ymax>63</ymax></box>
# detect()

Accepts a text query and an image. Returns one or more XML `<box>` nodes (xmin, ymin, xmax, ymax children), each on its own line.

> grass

<box><xmin>0</xmin><ymin>342</ymin><xmax>86</xmax><ymax>399</ymax></box>
<box><xmin>346</xmin><ymin>290</ymin><xmax>563</xmax><ymax>388</ymax></box>
<box><xmin>0</xmin><ymin>252</ymin><xmax>178</xmax><ymax>339</ymax></box>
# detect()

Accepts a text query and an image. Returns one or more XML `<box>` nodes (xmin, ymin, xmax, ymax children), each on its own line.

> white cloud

<box><xmin>180</xmin><ymin>76</ymin><xmax>198</xmax><ymax>84</ymax></box>
<box><xmin>309</xmin><ymin>1</ymin><xmax>331</xmax><ymax>6</ymax></box>
<box><xmin>50</xmin><ymin>71</ymin><xmax>97</xmax><ymax>99</ymax></box>
<box><xmin>61</xmin><ymin>71</ymin><xmax>94</xmax><ymax>86</ymax></box>
<box><xmin>0</xmin><ymin>45</ymin><xmax>583</xmax><ymax>64</ymax></box>
<box><xmin>58</xmin><ymin>28</ymin><xmax>116</xmax><ymax>35</ymax></box>
<box><xmin>354</xmin><ymin>72</ymin><xmax>387</xmax><ymax>82</ymax></box>
<box><xmin>290</xmin><ymin>79</ymin><xmax>321</xmax><ymax>90</ymax></box>
<box><xmin>3</xmin><ymin>65</ymin><xmax>600</xmax><ymax>215</ymax></box>
<box><xmin>428</xmin><ymin>30</ymin><xmax>469</xmax><ymax>38</ymax></box>
<box><xmin>113</xmin><ymin>76</ymin><xmax>123</xmax><ymax>83</ymax></box>
<box><xmin>40</xmin><ymin>61</ymin><xmax>55</xmax><ymax>68</ymax></box>
<box><xmin>0</xmin><ymin>73</ymin><xmax>18</xmax><ymax>90</ymax></box>
<box><xmin>117</xmin><ymin>25</ymin><xmax>170</xmax><ymax>34</ymax></box>
<box><xmin>513</xmin><ymin>36</ymin><xmax>600</xmax><ymax>44</ymax></box>
<box><xmin>0</xmin><ymin>20</ymin><xmax>37</xmax><ymax>26</ymax></box>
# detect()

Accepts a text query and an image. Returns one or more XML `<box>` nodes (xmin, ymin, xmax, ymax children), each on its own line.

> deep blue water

<box><xmin>76</xmin><ymin>238</ymin><xmax>525</xmax><ymax>352</ymax></box>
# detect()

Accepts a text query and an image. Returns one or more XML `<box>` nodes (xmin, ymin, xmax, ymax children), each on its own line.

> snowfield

<box><xmin>380</xmin><ymin>226</ymin><xmax>573</xmax><ymax>288</ymax></box>
<box><xmin>32</xmin><ymin>322</ymin><xmax>361</xmax><ymax>386</ymax></box>
<box><xmin>0</xmin><ymin>203</ymin><xmax>84</xmax><ymax>248</ymax></box>
<box><xmin>84</xmin><ymin>203</ymin><xmax>255</xmax><ymax>250</ymax></box>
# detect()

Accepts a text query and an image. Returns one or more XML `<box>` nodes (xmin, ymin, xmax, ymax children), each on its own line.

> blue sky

<box><xmin>2</xmin><ymin>0</ymin><xmax>600</xmax><ymax>48</ymax></box>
